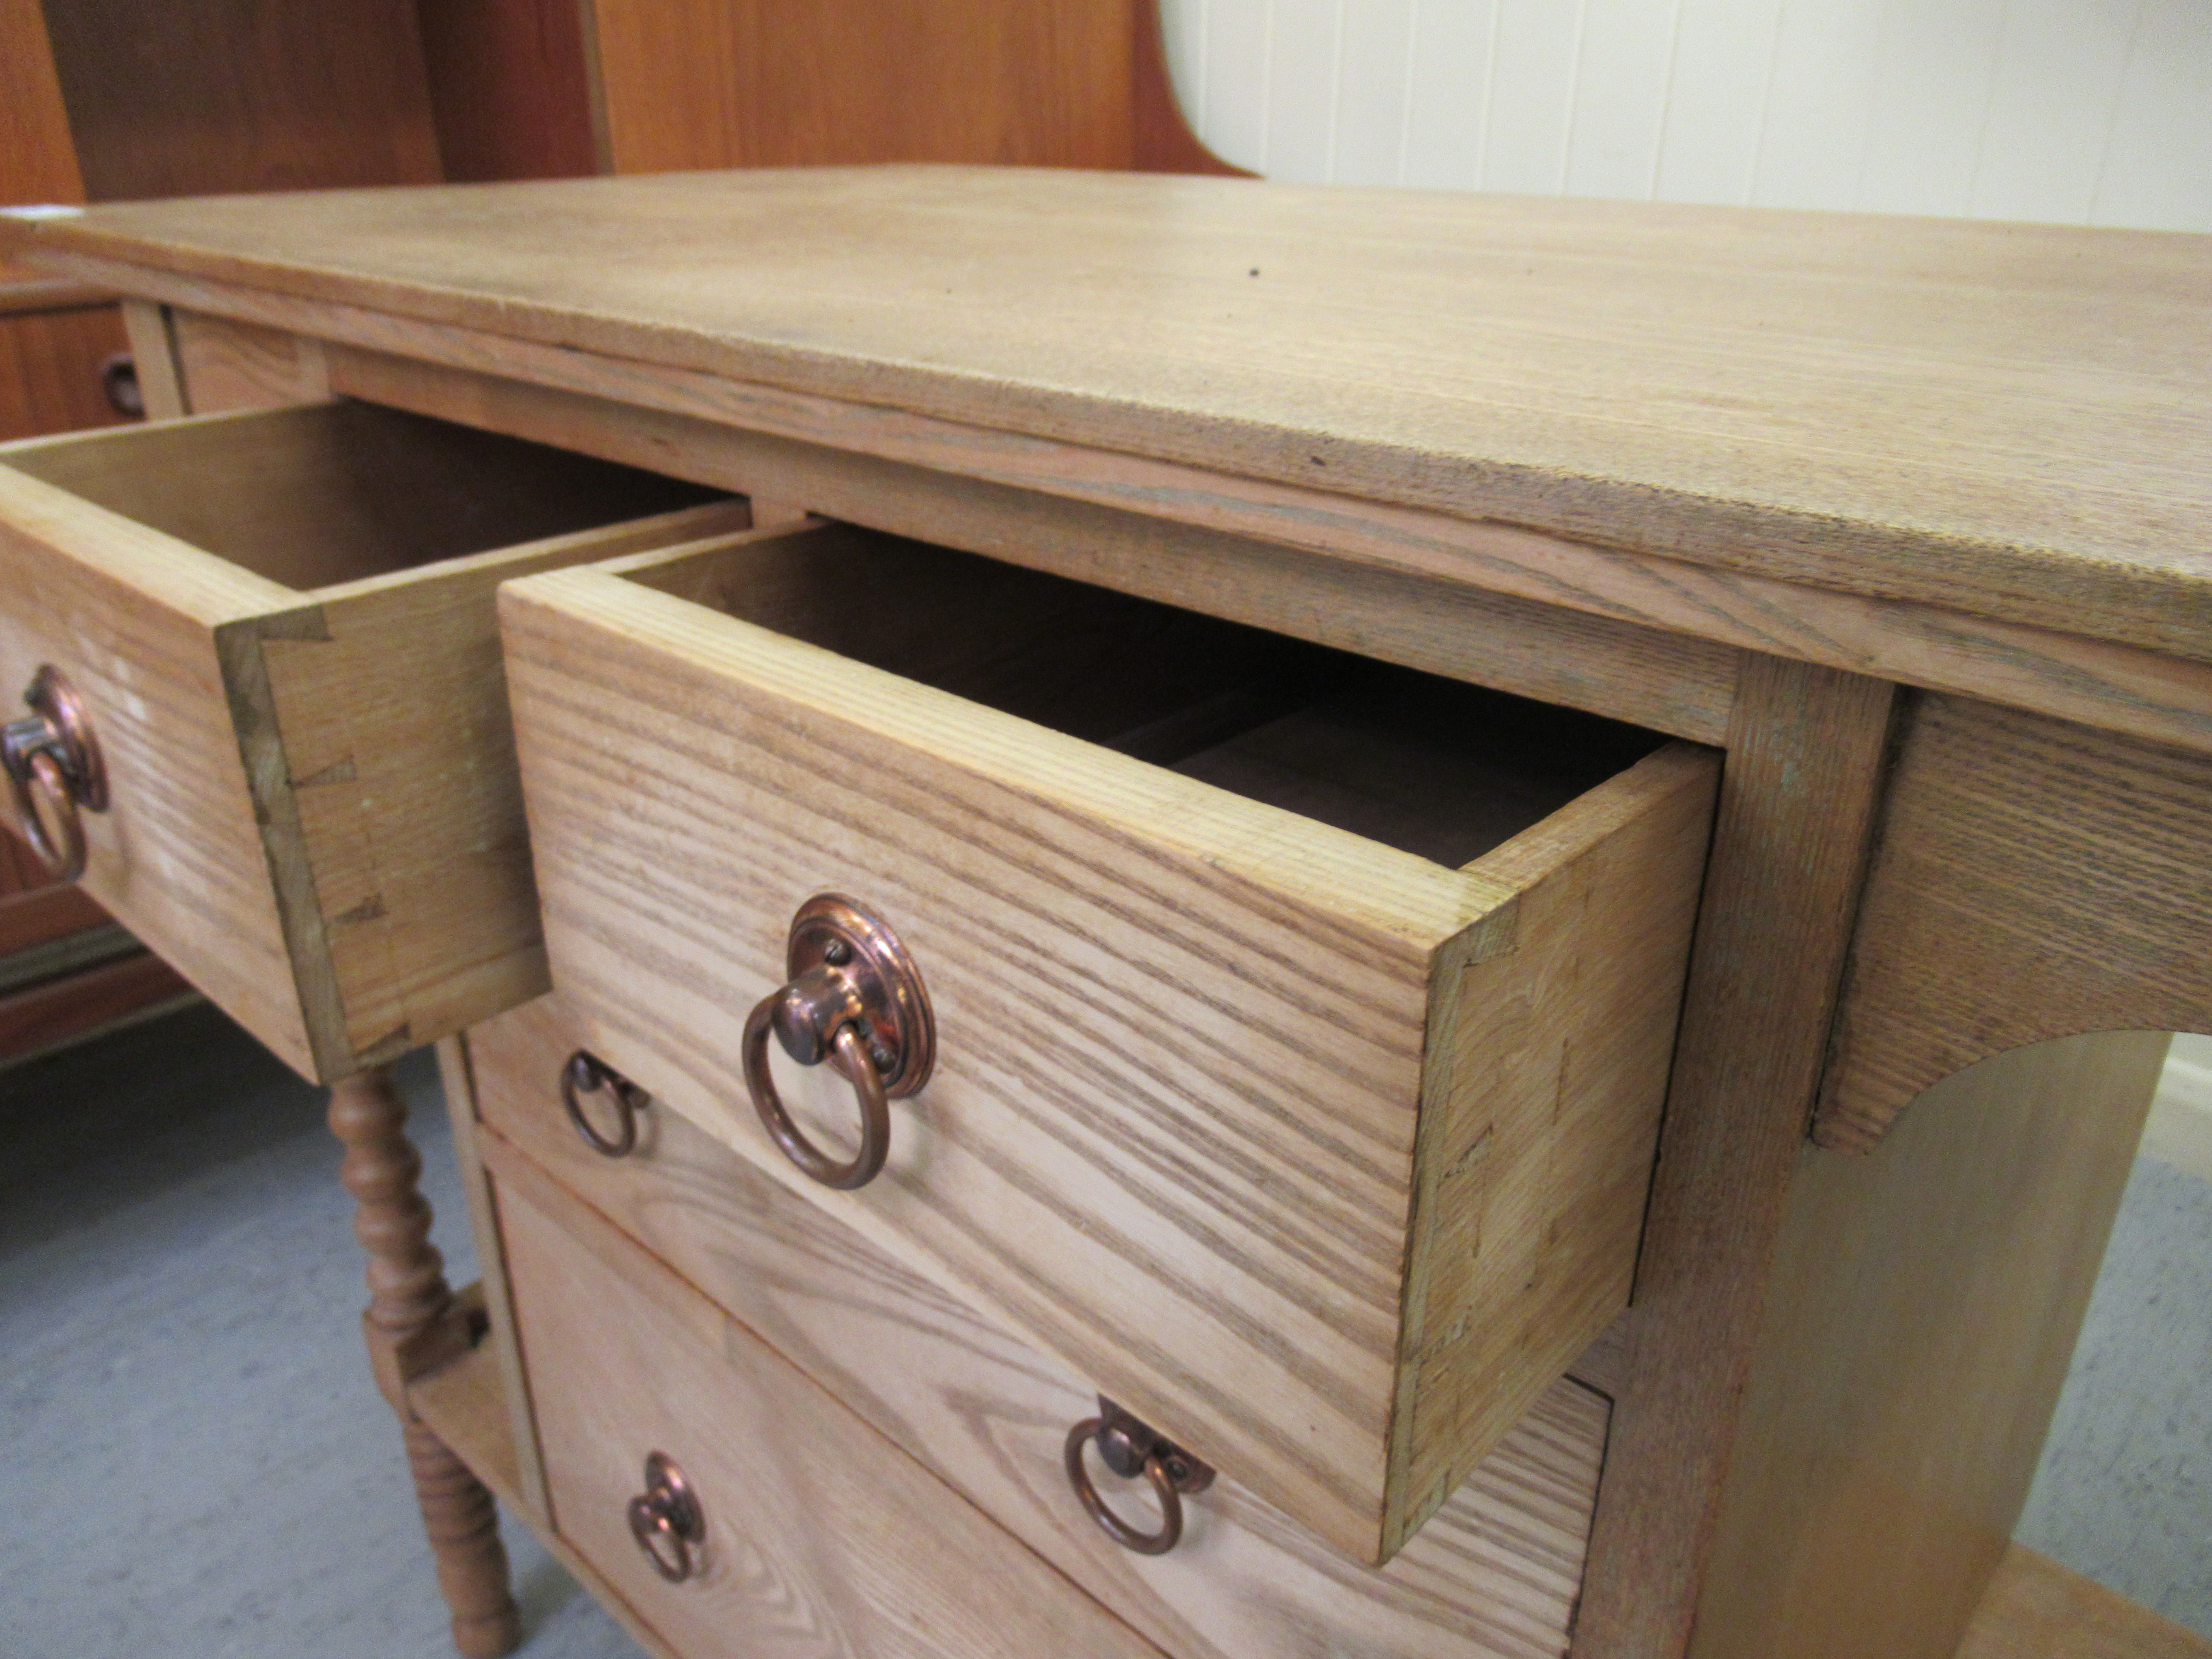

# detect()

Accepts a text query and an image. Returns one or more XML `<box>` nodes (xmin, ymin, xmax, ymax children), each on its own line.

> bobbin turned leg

<box><xmin>330</xmin><ymin>1064</ymin><xmax>522</xmax><ymax>1659</ymax></box>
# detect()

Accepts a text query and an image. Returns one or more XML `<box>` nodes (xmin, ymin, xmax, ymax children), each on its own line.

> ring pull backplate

<box><xmin>741</xmin><ymin>893</ymin><xmax>934</xmax><ymax>1190</ymax></box>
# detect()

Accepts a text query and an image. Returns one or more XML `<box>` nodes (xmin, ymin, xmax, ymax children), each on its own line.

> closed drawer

<box><xmin>501</xmin><ymin>520</ymin><xmax>1716</xmax><ymax>1563</ymax></box>
<box><xmin>471</xmin><ymin>992</ymin><xmax>1611</xmax><ymax>1659</ymax></box>
<box><xmin>0</xmin><ymin>400</ymin><xmax>742</xmax><ymax>1080</ymax></box>
<box><xmin>495</xmin><ymin>1144</ymin><xmax>1165</xmax><ymax>1659</ymax></box>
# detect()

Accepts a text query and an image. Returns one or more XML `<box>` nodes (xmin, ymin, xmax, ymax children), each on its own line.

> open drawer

<box><xmin>500</xmin><ymin>520</ymin><xmax>1718</xmax><ymax>1566</ymax></box>
<box><xmin>0</xmin><ymin>400</ymin><xmax>744</xmax><ymax>1080</ymax></box>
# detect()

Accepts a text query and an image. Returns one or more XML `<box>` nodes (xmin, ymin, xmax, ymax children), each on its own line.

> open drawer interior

<box><xmin>0</xmin><ymin>397</ymin><xmax>742</xmax><ymax>1083</ymax></box>
<box><xmin>4</xmin><ymin>398</ymin><xmax>722</xmax><ymax>594</ymax></box>
<box><xmin>623</xmin><ymin>520</ymin><xmax>1668</xmax><ymax>869</ymax></box>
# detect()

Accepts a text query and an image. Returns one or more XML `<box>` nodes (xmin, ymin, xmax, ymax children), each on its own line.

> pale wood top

<box><xmin>17</xmin><ymin>167</ymin><xmax>2211</xmax><ymax>658</ymax></box>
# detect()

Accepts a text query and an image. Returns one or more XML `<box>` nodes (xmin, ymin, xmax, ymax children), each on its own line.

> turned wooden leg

<box><xmin>331</xmin><ymin>1064</ymin><xmax>523</xmax><ymax>1659</ymax></box>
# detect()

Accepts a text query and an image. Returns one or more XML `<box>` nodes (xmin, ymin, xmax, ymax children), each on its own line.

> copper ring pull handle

<box><xmin>741</xmin><ymin>894</ymin><xmax>934</xmax><ymax>1192</ymax></box>
<box><xmin>626</xmin><ymin>1451</ymin><xmax>704</xmax><ymax>1583</ymax></box>
<box><xmin>1064</xmin><ymin>1397</ymin><xmax>1215</xmax><ymax>1556</ymax></box>
<box><xmin>562</xmin><ymin>1050</ymin><xmax>649</xmax><ymax>1158</ymax></box>
<box><xmin>1</xmin><ymin>666</ymin><xmax>107</xmax><ymax>882</ymax></box>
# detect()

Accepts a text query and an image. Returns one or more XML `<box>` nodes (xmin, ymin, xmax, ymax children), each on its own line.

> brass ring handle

<box><xmin>562</xmin><ymin>1050</ymin><xmax>648</xmax><ymax>1158</ymax></box>
<box><xmin>744</xmin><ymin>1009</ymin><xmax>888</xmax><ymax>1189</ymax></box>
<box><xmin>1063</xmin><ymin>1399</ymin><xmax>1215</xmax><ymax>1557</ymax></box>
<box><xmin>2</xmin><ymin>666</ymin><xmax>106</xmax><ymax>882</ymax></box>
<box><xmin>12</xmin><ymin>749</ymin><xmax>85</xmax><ymax>882</ymax></box>
<box><xmin>626</xmin><ymin>1451</ymin><xmax>704</xmax><ymax>1583</ymax></box>
<box><xmin>739</xmin><ymin>894</ymin><xmax>934</xmax><ymax>1192</ymax></box>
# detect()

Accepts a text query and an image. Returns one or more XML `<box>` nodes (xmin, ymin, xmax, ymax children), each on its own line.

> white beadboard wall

<box><xmin>1158</xmin><ymin>0</ymin><xmax>2212</xmax><ymax>231</ymax></box>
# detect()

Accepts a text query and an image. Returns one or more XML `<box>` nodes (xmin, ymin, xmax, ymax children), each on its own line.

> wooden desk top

<box><xmin>10</xmin><ymin>166</ymin><xmax>2209</xmax><ymax>662</ymax></box>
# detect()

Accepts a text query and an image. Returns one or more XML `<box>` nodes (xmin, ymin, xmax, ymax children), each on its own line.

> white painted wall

<box><xmin>1158</xmin><ymin>0</ymin><xmax>2212</xmax><ymax>230</ymax></box>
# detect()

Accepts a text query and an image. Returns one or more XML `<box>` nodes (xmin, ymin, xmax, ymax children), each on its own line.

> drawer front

<box><xmin>496</xmin><ymin>1154</ymin><xmax>1164</xmax><ymax>1659</ymax></box>
<box><xmin>0</xmin><ymin>400</ymin><xmax>741</xmax><ymax>1079</ymax></box>
<box><xmin>472</xmin><ymin>993</ymin><xmax>1607</xmax><ymax>1659</ymax></box>
<box><xmin>502</xmin><ymin>525</ymin><xmax>1712</xmax><ymax>1562</ymax></box>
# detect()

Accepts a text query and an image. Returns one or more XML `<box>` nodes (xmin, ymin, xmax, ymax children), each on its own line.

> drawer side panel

<box><xmin>255</xmin><ymin>501</ymin><xmax>753</xmax><ymax>1071</ymax></box>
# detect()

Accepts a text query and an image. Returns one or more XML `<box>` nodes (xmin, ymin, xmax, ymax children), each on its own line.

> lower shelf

<box><xmin>409</xmin><ymin>1314</ymin><xmax>678</xmax><ymax>1659</ymax></box>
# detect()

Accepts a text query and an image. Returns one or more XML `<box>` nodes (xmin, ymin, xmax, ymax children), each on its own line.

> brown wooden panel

<box><xmin>0</xmin><ymin>946</ymin><xmax>193</xmax><ymax>1064</ymax></box>
<box><xmin>588</xmin><ymin>0</ymin><xmax>1138</xmax><ymax>173</ymax></box>
<box><xmin>0</xmin><ymin>302</ymin><xmax>127</xmax><ymax>440</ymax></box>
<box><xmin>0</xmin><ymin>879</ymin><xmax>108</xmax><ymax>954</ymax></box>
<box><xmin>40</xmin><ymin>0</ymin><xmax>443</xmax><ymax>201</ymax></box>
<box><xmin>414</xmin><ymin>0</ymin><xmax>597</xmax><ymax>182</ymax></box>
<box><xmin>21</xmin><ymin>174</ymin><xmax>2212</xmax><ymax>669</ymax></box>
<box><xmin>168</xmin><ymin>311</ymin><xmax>328</xmax><ymax>414</ymax></box>
<box><xmin>0</xmin><ymin>0</ymin><xmax>85</xmax><ymax>203</ymax></box>
<box><xmin>502</xmin><ymin>535</ymin><xmax>1715</xmax><ymax>1563</ymax></box>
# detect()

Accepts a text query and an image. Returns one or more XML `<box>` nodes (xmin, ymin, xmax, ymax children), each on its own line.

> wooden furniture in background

<box><xmin>11</xmin><ymin>168</ymin><xmax>2205</xmax><ymax>1659</ymax></box>
<box><xmin>576</xmin><ymin>0</ymin><xmax>1238</xmax><ymax>175</ymax></box>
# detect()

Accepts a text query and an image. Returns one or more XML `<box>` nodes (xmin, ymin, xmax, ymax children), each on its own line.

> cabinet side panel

<box><xmin>1691</xmin><ymin>1030</ymin><xmax>2170</xmax><ymax>1659</ymax></box>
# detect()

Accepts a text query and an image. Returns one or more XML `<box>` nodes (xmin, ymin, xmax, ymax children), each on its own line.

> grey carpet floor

<box><xmin>2</xmin><ymin>1002</ymin><xmax>2205</xmax><ymax>1655</ymax></box>
<box><xmin>0</xmin><ymin>1004</ymin><xmax>638</xmax><ymax>1659</ymax></box>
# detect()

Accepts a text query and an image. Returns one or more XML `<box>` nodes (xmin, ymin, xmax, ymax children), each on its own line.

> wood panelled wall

<box><xmin>38</xmin><ymin>0</ymin><xmax>443</xmax><ymax>199</ymax></box>
<box><xmin>1159</xmin><ymin>0</ymin><xmax>2212</xmax><ymax>231</ymax></box>
<box><xmin>582</xmin><ymin>0</ymin><xmax>1236</xmax><ymax>175</ymax></box>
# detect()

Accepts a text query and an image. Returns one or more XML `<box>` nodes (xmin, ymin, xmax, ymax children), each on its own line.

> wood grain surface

<box><xmin>168</xmin><ymin>310</ymin><xmax>329</xmax><ymax>414</ymax></box>
<box><xmin>119</xmin><ymin>301</ymin><xmax>183</xmax><ymax>420</ymax></box>
<box><xmin>1819</xmin><ymin>694</ymin><xmax>2212</xmax><ymax>1150</ymax></box>
<box><xmin>1690</xmin><ymin>1031</ymin><xmax>2170</xmax><ymax>1659</ymax></box>
<box><xmin>408</xmin><ymin>1339</ymin><xmax>680</xmax><ymax>1659</ymax></box>
<box><xmin>28</xmin><ymin>275</ymin><xmax>2199</xmax><ymax>754</ymax></box>
<box><xmin>15</xmin><ymin>169</ymin><xmax>2212</xmax><ymax>664</ymax></box>
<box><xmin>469</xmin><ymin>990</ymin><xmax>1608</xmax><ymax>1659</ymax></box>
<box><xmin>325</xmin><ymin>341</ymin><xmax>1743</xmax><ymax>745</ymax></box>
<box><xmin>415</xmin><ymin>0</ymin><xmax>597</xmax><ymax>184</ymax></box>
<box><xmin>0</xmin><ymin>400</ymin><xmax>736</xmax><ymax>1078</ymax></box>
<box><xmin>1572</xmin><ymin>658</ymin><xmax>1899</xmax><ymax>1658</ymax></box>
<box><xmin>500</xmin><ymin>528</ymin><xmax>1714</xmax><ymax>1562</ymax></box>
<box><xmin>434</xmin><ymin>1033</ymin><xmax>550</xmax><ymax>1524</ymax></box>
<box><xmin>0</xmin><ymin>438</ymin><xmax>313</xmax><ymax>1067</ymax></box>
<box><xmin>500</xmin><ymin>1168</ymin><xmax>1168</xmax><ymax>1659</ymax></box>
